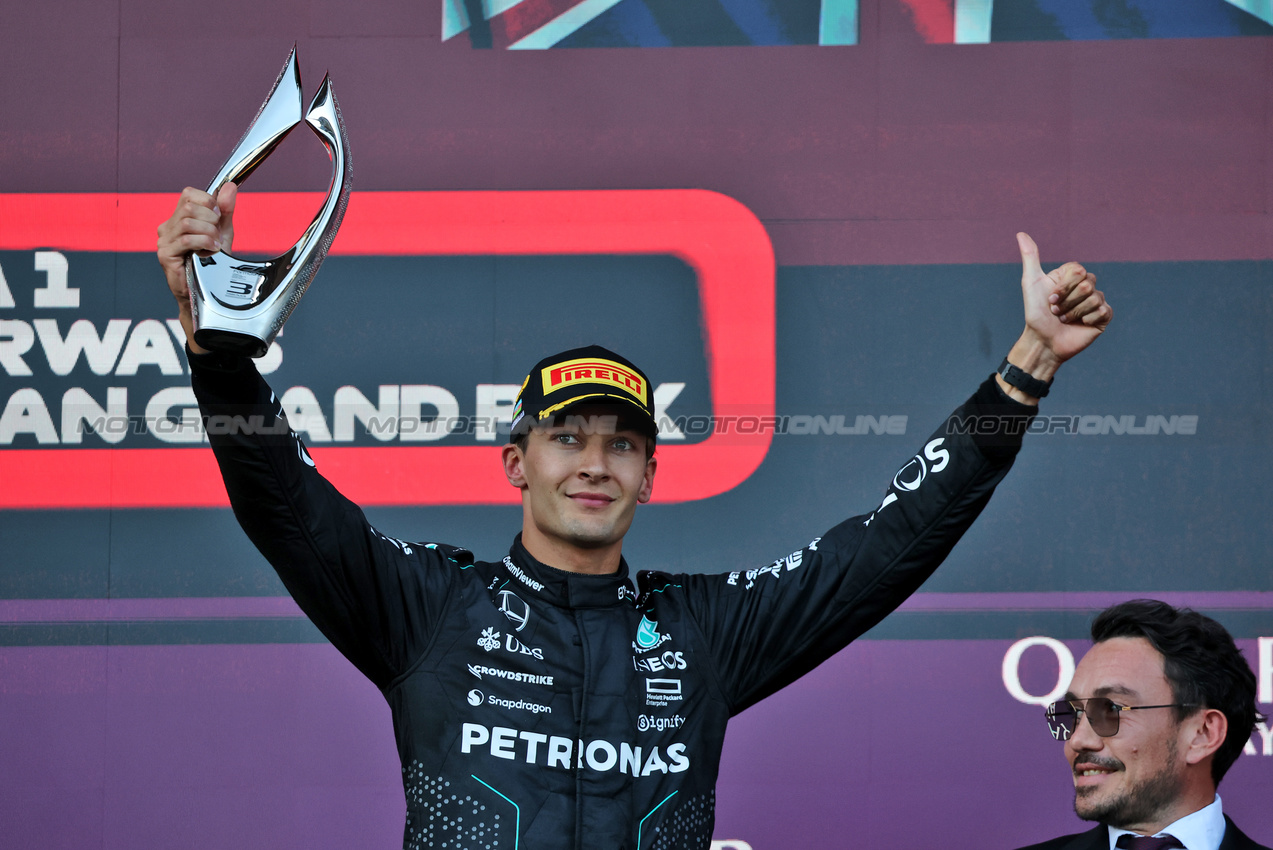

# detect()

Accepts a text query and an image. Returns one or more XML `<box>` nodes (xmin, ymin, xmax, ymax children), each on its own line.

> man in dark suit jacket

<box><xmin>1019</xmin><ymin>815</ymin><xmax>1266</xmax><ymax>850</ymax></box>
<box><xmin>1016</xmin><ymin>600</ymin><xmax>1269</xmax><ymax>850</ymax></box>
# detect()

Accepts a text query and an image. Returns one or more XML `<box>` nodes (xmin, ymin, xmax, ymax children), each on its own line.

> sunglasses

<box><xmin>1045</xmin><ymin>697</ymin><xmax>1195</xmax><ymax>740</ymax></box>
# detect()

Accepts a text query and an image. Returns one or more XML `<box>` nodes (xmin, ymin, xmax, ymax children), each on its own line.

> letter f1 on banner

<box><xmin>0</xmin><ymin>190</ymin><xmax>775</xmax><ymax>508</ymax></box>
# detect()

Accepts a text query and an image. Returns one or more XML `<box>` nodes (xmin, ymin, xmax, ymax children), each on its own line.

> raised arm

<box><xmin>682</xmin><ymin>234</ymin><xmax>1113</xmax><ymax>714</ymax></box>
<box><xmin>155</xmin><ymin>186</ymin><xmax>456</xmax><ymax>688</ymax></box>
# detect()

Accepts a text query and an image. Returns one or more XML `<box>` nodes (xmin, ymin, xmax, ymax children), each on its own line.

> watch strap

<box><xmin>997</xmin><ymin>358</ymin><xmax>1052</xmax><ymax>398</ymax></box>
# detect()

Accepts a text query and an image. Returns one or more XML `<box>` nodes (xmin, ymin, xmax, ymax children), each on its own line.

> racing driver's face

<box><xmin>502</xmin><ymin>405</ymin><xmax>655</xmax><ymax>572</ymax></box>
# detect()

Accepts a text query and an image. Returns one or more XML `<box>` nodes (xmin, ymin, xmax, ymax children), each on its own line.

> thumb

<box><xmin>215</xmin><ymin>182</ymin><xmax>237</xmax><ymax>221</ymax></box>
<box><xmin>1017</xmin><ymin>231</ymin><xmax>1043</xmax><ymax>282</ymax></box>
<box><xmin>215</xmin><ymin>182</ymin><xmax>237</xmax><ymax>251</ymax></box>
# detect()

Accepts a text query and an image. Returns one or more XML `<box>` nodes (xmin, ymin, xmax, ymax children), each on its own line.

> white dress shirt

<box><xmin>1107</xmin><ymin>795</ymin><xmax>1226</xmax><ymax>850</ymax></box>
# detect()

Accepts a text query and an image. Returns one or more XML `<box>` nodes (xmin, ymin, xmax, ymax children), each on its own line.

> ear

<box><xmin>502</xmin><ymin>443</ymin><xmax>529</xmax><ymax>490</ymax></box>
<box><xmin>637</xmin><ymin>455</ymin><xmax>657</xmax><ymax>504</ymax></box>
<box><xmin>1182</xmin><ymin>708</ymin><xmax>1227</xmax><ymax>767</ymax></box>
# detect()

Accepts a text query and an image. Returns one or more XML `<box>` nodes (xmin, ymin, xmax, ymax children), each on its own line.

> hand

<box><xmin>156</xmin><ymin>183</ymin><xmax>237</xmax><ymax>353</ymax></box>
<box><xmin>156</xmin><ymin>183</ymin><xmax>237</xmax><ymax>302</ymax></box>
<box><xmin>995</xmin><ymin>233</ymin><xmax>1113</xmax><ymax>404</ymax></box>
<box><xmin>1017</xmin><ymin>232</ymin><xmax>1112</xmax><ymax>366</ymax></box>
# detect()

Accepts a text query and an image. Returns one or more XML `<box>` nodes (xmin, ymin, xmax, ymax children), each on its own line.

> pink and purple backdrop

<box><xmin>2</xmin><ymin>1</ymin><xmax>1271</xmax><ymax>847</ymax></box>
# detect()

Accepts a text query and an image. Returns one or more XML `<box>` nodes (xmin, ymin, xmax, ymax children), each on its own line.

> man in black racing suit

<box><xmin>158</xmin><ymin>183</ymin><xmax>1112</xmax><ymax>849</ymax></box>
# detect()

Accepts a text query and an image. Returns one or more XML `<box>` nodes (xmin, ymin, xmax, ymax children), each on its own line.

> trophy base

<box><xmin>194</xmin><ymin>327</ymin><xmax>269</xmax><ymax>359</ymax></box>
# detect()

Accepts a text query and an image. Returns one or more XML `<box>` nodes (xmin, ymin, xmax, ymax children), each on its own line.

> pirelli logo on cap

<box><xmin>542</xmin><ymin>358</ymin><xmax>648</xmax><ymax>406</ymax></box>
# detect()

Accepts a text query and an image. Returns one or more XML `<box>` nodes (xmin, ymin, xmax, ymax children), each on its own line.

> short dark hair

<box><xmin>1090</xmin><ymin>599</ymin><xmax>1263</xmax><ymax>784</ymax></box>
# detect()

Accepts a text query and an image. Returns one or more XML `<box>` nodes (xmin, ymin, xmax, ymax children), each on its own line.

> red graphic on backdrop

<box><xmin>0</xmin><ymin>190</ymin><xmax>775</xmax><ymax>508</ymax></box>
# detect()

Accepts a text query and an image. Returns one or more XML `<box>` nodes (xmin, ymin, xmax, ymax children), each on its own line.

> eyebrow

<box><xmin>1062</xmin><ymin>685</ymin><xmax>1138</xmax><ymax>701</ymax></box>
<box><xmin>538</xmin><ymin>418</ymin><xmax>622</xmax><ymax>434</ymax></box>
<box><xmin>1092</xmin><ymin>685</ymin><xmax>1138</xmax><ymax>699</ymax></box>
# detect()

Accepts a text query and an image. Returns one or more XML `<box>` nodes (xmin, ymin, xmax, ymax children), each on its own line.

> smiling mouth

<box><xmin>569</xmin><ymin>493</ymin><xmax>615</xmax><ymax>505</ymax></box>
<box><xmin>1073</xmin><ymin>763</ymin><xmax>1119</xmax><ymax>783</ymax></box>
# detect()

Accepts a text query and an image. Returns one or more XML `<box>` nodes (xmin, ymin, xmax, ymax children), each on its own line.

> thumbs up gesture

<box><xmin>1017</xmin><ymin>232</ymin><xmax>1111</xmax><ymax>365</ymax></box>
<box><xmin>994</xmin><ymin>234</ymin><xmax>1112</xmax><ymax>404</ymax></box>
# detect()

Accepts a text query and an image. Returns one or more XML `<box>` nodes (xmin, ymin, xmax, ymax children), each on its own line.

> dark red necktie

<box><xmin>1114</xmin><ymin>834</ymin><xmax>1184</xmax><ymax>850</ymax></box>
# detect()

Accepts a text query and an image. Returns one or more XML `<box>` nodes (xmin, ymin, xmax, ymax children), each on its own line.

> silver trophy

<box><xmin>185</xmin><ymin>47</ymin><xmax>352</xmax><ymax>357</ymax></box>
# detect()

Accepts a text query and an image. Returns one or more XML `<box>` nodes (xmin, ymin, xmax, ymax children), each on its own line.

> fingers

<box><xmin>1068</xmin><ymin>291</ymin><xmax>1112</xmax><ymax>328</ymax></box>
<box><xmin>157</xmin><ymin>187</ymin><xmax>227</xmax><ymax>261</ymax></box>
<box><xmin>1048</xmin><ymin>267</ymin><xmax>1092</xmax><ymax>319</ymax></box>
<box><xmin>1053</xmin><ymin>277</ymin><xmax>1111</xmax><ymax>328</ymax></box>
<box><xmin>1078</xmin><ymin>299</ymin><xmax>1112</xmax><ymax>328</ymax></box>
<box><xmin>177</xmin><ymin>186</ymin><xmax>219</xmax><ymax>221</ymax></box>
<box><xmin>1017</xmin><ymin>232</ymin><xmax>1043</xmax><ymax>283</ymax></box>
<box><xmin>178</xmin><ymin>218</ymin><xmax>222</xmax><ymax>255</ymax></box>
<box><xmin>156</xmin><ymin>185</ymin><xmax>244</xmax><ymax>324</ymax></box>
<box><xmin>180</xmin><ymin>185</ymin><xmax>217</xmax><ymax>209</ymax></box>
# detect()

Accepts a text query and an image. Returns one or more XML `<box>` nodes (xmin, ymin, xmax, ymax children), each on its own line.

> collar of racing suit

<box><xmin>503</xmin><ymin>535</ymin><xmax>640</xmax><ymax>609</ymax></box>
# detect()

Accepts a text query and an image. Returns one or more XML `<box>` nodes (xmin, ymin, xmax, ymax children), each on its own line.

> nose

<box><xmin>1066</xmin><ymin>706</ymin><xmax>1104</xmax><ymax>754</ymax></box>
<box><xmin>577</xmin><ymin>436</ymin><xmax>610</xmax><ymax>480</ymax></box>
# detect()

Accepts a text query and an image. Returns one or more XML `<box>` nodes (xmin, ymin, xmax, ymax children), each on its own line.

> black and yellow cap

<box><xmin>509</xmin><ymin>345</ymin><xmax>656</xmax><ymax>441</ymax></box>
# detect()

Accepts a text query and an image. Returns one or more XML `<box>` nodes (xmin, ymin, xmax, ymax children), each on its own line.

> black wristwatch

<box><xmin>997</xmin><ymin>358</ymin><xmax>1052</xmax><ymax>398</ymax></box>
